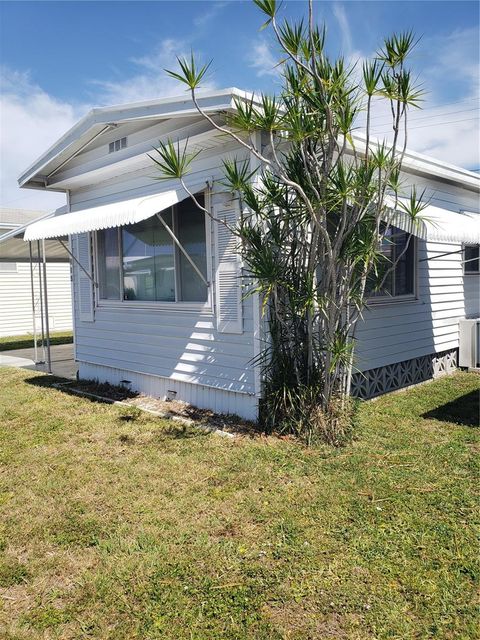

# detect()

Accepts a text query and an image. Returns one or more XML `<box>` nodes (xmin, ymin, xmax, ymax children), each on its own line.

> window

<box><xmin>464</xmin><ymin>245</ymin><xmax>480</xmax><ymax>274</ymax></box>
<box><xmin>96</xmin><ymin>195</ymin><xmax>208</xmax><ymax>304</ymax></box>
<box><xmin>367</xmin><ymin>225</ymin><xmax>416</xmax><ymax>300</ymax></box>
<box><xmin>108</xmin><ymin>137</ymin><xmax>127</xmax><ymax>153</ymax></box>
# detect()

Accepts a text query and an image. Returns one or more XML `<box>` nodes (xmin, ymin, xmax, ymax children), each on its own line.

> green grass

<box><xmin>0</xmin><ymin>368</ymin><xmax>478</xmax><ymax>639</ymax></box>
<box><xmin>0</xmin><ymin>331</ymin><xmax>73</xmax><ymax>352</ymax></box>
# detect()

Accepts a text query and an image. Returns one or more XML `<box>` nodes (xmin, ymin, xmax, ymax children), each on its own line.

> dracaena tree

<box><xmin>151</xmin><ymin>0</ymin><xmax>425</xmax><ymax>444</ymax></box>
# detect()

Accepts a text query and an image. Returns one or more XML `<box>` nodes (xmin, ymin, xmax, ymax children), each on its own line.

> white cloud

<box><xmin>0</xmin><ymin>38</ymin><xmax>218</xmax><ymax>210</ymax></box>
<box><xmin>332</xmin><ymin>3</ymin><xmax>353</xmax><ymax>55</ymax></box>
<box><xmin>92</xmin><ymin>38</ymin><xmax>216</xmax><ymax>105</ymax></box>
<box><xmin>0</xmin><ymin>67</ymin><xmax>85</xmax><ymax>210</ymax></box>
<box><xmin>193</xmin><ymin>1</ymin><xmax>227</xmax><ymax>29</ymax></box>
<box><xmin>248</xmin><ymin>39</ymin><xmax>280</xmax><ymax>78</ymax></box>
<box><xmin>365</xmin><ymin>26</ymin><xmax>480</xmax><ymax>169</ymax></box>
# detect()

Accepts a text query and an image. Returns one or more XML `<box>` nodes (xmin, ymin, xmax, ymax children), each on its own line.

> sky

<box><xmin>0</xmin><ymin>0</ymin><xmax>479</xmax><ymax>212</ymax></box>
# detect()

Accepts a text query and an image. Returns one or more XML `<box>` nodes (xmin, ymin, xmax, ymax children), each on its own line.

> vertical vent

<box><xmin>109</xmin><ymin>137</ymin><xmax>127</xmax><ymax>153</ymax></box>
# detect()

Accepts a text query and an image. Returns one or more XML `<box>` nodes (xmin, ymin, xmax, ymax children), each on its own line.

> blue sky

<box><xmin>1</xmin><ymin>0</ymin><xmax>479</xmax><ymax>210</ymax></box>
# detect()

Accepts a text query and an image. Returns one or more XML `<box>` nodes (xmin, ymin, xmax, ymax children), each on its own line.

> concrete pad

<box><xmin>0</xmin><ymin>344</ymin><xmax>77</xmax><ymax>379</ymax></box>
<box><xmin>0</xmin><ymin>354</ymin><xmax>36</xmax><ymax>368</ymax></box>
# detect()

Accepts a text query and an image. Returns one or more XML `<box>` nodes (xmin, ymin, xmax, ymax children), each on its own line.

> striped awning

<box><xmin>387</xmin><ymin>197</ymin><xmax>480</xmax><ymax>245</ymax></box>
<box><xmin>24</xmin><ymin>182</ymin><xmax>208</xmax><ymax>241</ymax></box>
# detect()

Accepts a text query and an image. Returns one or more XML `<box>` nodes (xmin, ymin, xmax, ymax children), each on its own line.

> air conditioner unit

<box><xmin>459</xmin><ymin>318</ymin><xmax>480</xmax><ymax>369</ymax></box>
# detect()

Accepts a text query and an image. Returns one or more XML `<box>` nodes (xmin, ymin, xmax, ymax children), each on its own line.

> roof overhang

<box><xmin>0</xmin><ymin>209</ymin><xmax>69</xmax><ymax>260</ymax></box>
<box><xmin>18</xmin><ymin>88</ymin><xmax>254</xmax><ymax>190</ymax></box>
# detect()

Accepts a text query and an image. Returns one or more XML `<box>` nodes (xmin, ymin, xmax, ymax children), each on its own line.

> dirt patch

<box><xmin>61</xmin><ymin>379</ymin><xmax>260</xmax><ymax>436</ymax></box>
<box><xmin>264</xmin><ymin>603</ymin><xmax>349</xmax><ymax>639</ymax></box>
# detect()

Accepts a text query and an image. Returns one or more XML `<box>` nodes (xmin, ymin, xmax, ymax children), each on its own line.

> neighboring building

<box><xmin>0</xmin><ymin>208</ymin><xmax>72</xmax><ymax>337</ymax></box>
<box><xmin>19</xmin><ymin>89</ymin><xmax>480</xmax><ymax>419</ymax></box>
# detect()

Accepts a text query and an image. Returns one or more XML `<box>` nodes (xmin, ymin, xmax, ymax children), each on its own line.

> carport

<box><xmin>0</xmin><ymin>209</ymin><xmax>72</xmax><ymax>373</ymax></box>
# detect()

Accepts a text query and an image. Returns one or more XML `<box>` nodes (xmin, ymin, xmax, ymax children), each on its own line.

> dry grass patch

<box><xmin>0</xmin><ymin>367</ymin><xmax>478</xmax><ymax>639</ymax></box>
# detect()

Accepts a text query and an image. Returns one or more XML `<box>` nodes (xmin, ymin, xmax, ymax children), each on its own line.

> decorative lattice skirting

<box><xmin>351</xmin><ymin>349</ymin><xmax>458</xmax><ymax>400</ymax></box>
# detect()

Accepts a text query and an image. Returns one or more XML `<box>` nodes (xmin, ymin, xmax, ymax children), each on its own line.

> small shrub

<box><xmin>262</xmin><ymin>384</ymin><xmax>356</xmax><ymax>446</ymax></box>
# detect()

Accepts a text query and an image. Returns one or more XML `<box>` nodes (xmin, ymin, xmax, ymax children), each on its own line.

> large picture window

<box><xmin>367</xmin><ymin>225</ymin><xmax>416</xmax><ymax>300</ymax></box>
<box><xmin>97</xmin><ymin>196</ymin><xmax>208</xmax><ymax>304</ymax></box>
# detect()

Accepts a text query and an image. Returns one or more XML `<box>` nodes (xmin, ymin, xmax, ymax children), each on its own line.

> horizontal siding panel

<box><xmin>0</xmin><ymin>263</ymin><xmax>72</xmax><ymax>336</ymax></box>
<box><xmin>356</xmin><ymin>323</ymin><xmax>458</xmax><ymax>348</ymax></box>
<box><xmin>356</xmin><ymin>236</ymin><xmax>473</xmax><ymax>371</ymax></box>
<box><xmin>75</xmin><ymin>333</ymin><xmax>255</xmax><ymax>371</ymax></box>
<box><xmin>75</xmin><ymin>327</ymin><xmax>253</xmax><ymax>354</ymax></box>
<box><xmin>70</xmin><ymin>145</ymin><xmax>248</xmax><ymax>209</ymax></box>
<box><xmin>79</xmin><ymin>316</ymin><xmax>254</xmax><ymax>344</ymax></box>
<box><xmin>76</xmin><ymin>348</ymin><xmax>254</xmax><ymax>394</ymax></box>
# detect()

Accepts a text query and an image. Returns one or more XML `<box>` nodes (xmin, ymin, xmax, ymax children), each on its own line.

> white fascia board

<box><xmin>17</xmin><ymin>88</ymin><xmax>251</xmax><ymax>190</ymax></box>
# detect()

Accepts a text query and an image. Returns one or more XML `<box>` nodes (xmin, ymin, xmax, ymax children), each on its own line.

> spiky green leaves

<box><xmin>362</xmin><ymin>60</ymin><xmax>383</xmax><ymax>97</ymax></box>
<box><xmin>149</xmin><ymin>139</ymin><xmax>200</xmax><ymax>180</ymax></box>
<box><xmin>221</xmin><ymin>159</ymin><xmax>257</xmax><ymax>193</ymax></box>
<box><xmin>378</xmin><ymin>31</ymin><xmax>419</xmax><ymax>67</ymax></box>
<box><xmin>165</xmin><ymin>53</ymin><xmax>212</xmax><ymax>90</ymax></box>
<box><xmin>398</xmin><ymin>186</ymin><xmax>429</xmax><ymax>222</ymax></box>
<box><xmin>253</xmin><ymin>0</ymin><xmax>278</xmax><ymax>29</ymax></box>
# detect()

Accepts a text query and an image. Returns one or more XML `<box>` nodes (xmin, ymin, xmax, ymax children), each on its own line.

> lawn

<box><xmin>0</xmin><ymin>331</ymin><xmax>73</xmax><ymax>352</ymax></box>
<box><xmin>0</xmin><ymin>368</ymin><xmax>478</xmax><ymax>639</ymax></box>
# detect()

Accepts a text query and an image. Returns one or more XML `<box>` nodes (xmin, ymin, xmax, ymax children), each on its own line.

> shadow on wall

<box><xmin>422</xmin><ymin>389</ymin><xmax>479</xmax><ymax>427</ymax></box>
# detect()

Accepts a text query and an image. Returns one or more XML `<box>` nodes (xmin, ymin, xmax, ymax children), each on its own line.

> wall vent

<box><xmin>109</xmin><ymin>137</ymin><xmax>127</xmax><ymax>153</ymax></box>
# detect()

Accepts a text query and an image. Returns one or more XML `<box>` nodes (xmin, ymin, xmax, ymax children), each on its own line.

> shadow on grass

<box><xmin>25</xmin><ymin>374</ymin><xmax>138</xmax><ymax>401</ymax></box>
<box><xmin>25</xmin><ymin>374</ymin><xmax>70</xmax><ymax>388</ymax></box>
<box><xmin>422</xmin><ymin>389</ymin><xmax>479</xmax><ymax>428</ymax></box>
<box><xmin>24</xmin><ymin>374</ymin><xmax>211</xmax><ymax>440</ymax></box>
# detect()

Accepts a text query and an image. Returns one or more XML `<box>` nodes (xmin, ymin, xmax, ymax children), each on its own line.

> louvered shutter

<box><xmin>213</xmin><ymin>202</ymin><xmax>243</xmax><ymax>334</ymax></box>
<box><xmin>75</xmin><ymin>232</ymin><xmax>94</xmax><ymax>322</ymax></box>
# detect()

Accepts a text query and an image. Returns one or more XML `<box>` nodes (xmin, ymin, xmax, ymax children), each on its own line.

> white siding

<box><xmin>355</xmin><ymin>240</ymin><xmax>464</xmax><ymax>371</ymax></box>
<box><xmin>78</xmin><ymin>361</ymin><xmax>258</xmax><ymax>421</ymax></box>
<box><xmin>355</xmin><ymin>171</ymin><xmax>479</xmax><ymax>373</ymax></box>
<box><xmin>69</xmin><ymin>138</ymin><xmax>257</xmax><ymax>418</ymax></box>
<box><xmin>0</xmin><ymin>261</ymin><xmax>72</xmax><ymax>337</ymax></box>
<box><xmin>64</xmin><ymin>116</ymin><xmax>479</xmax><ymax>415</ymax></box>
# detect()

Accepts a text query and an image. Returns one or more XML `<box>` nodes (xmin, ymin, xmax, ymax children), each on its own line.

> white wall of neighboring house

<box><xmin>0</xmin><ymin>260</ymin><xmax>72</xmax><ymax>337</ymax></box>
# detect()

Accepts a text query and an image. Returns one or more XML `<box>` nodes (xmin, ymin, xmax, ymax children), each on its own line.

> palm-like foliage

<box><xmin>151</xmin><ymin>0</ymin><xmax>425</xmax><ymax>444</ymax></box>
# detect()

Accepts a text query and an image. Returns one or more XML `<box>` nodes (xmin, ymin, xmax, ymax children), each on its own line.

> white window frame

<box><xmin>94</xmin><ymin>191</ymin><xmax>213</xmax><ymax>313</ymax></box>
<box><xmin>367</xmin><ymin>234</ymin><xmax>418</xmax><ymax>306</ymax></box>
<box><xmin>463</xmin><ymin>244</ymin><xmax>480</xmax><ymax>275</ymax></box>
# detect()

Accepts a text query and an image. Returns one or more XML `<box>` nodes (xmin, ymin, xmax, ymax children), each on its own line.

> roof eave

<box><xmin>18</xmin><ymin>88</ymin><xmax>253</xmax><ymax>190</ymax></box>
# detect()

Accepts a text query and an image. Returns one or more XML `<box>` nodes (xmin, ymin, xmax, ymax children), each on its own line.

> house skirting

<box><xmin>350</xmin><ymin>349</ymin><xmax>458</xmax><ymax>400</ymax></box>
<box><xmin>78</xmin><ymin>349</ymin><xmax>458</xmax><ymax>422</ymax></box>
<box><xmin>77</xmin><ymin>361</ymin><xmax>259</xmax><ymax>421</ymax></box>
